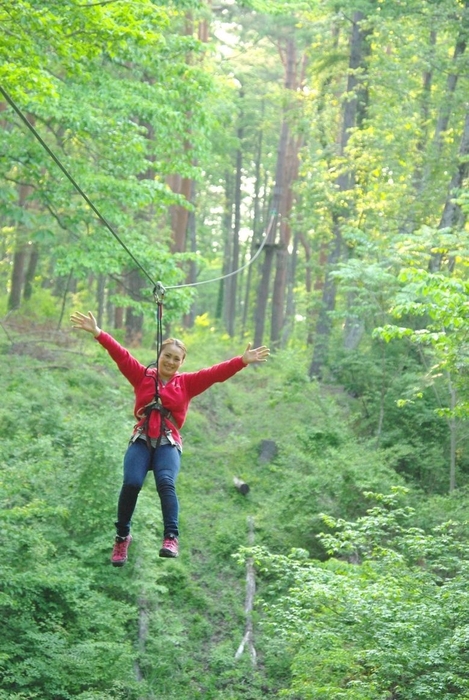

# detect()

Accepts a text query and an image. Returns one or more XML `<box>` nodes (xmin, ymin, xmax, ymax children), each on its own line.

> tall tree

<box><xmin>309</xmin><ymin>10</ymin><xmax>371</xmax><ymax>378</ymax></box>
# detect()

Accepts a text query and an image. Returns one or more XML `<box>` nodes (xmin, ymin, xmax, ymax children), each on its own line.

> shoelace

<box><xmin>113</xmin><ymin>539</ymin><xmax>129</xmax><ymax>557</ymax></box>
<box><xmin>162</xmin><ymin>537</ymin><xmax>177</xmax><ymax>550</ymax></box>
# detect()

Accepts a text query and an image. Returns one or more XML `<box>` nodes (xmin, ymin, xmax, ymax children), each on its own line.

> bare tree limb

<box><xmin>235</xmin><ymin>516</ymin><xmax>257</xmax><ymax>666</ymax></box>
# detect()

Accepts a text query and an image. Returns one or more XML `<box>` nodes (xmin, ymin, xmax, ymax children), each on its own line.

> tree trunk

<box><xmin>402</xmin><ymin>29</ymin><xmax>436</xmax><ymax>234</ymax></box>
<box><xmin>253</xmin><ymin>29</ymin><xmax>305</xmax><ymax>348</ymax></box>
<box><xmin>182</xmin><ymin>180</ymin><xmax>197</xmax><ymax>329</ymax></box>
<box><xmin>343</xmin><ymin>291</ymin><xmax>365</xmax><ymax>351</ymax></box>
<box><xmin>449</xmin><ymin>378</ymin><xmax>457</xmax><ymax>493</ymax></box>
<box><xmin>56</xmin><ymin>268</ymin><xmax>74</xmax><ymax>331</ymax></box>
<box><xmin>235</xmin><ymin>516</ymin><xmax>257</xmax><ymax>666</ymax></box>
<box><xmin>226</xmin><ymin>114</ymin><xmax>243</xmax><ymax>337</ymax></box>
<box><xmin>433</xmin><ymin>0</ymin><xmax>468</xmax><ymax>154</ymax></box>
<box><xmin>198</xmin><ymin>0</ymin><xmax>211</xmax><ymax>42</ymax></box>
<box><xmin>96</xmin><ymin>274</ymin><xmax>106</xmax><ymax>329</ymax></box>
<box><xmin>242</xmin><ymin>109</ymin><xmax>264</xmax><ymax>337</ymax></box>
<box><xmin>8</xmin><ymin>247</ymin><xmax>27</xmax><ymax>311</ymax></box>
<box><xmin>281</xmin><ymin>229</ymin><xmax>299</xmax><ymax>345</ymax></box>
<box><xmin>308</xmin><ymin>222</ymin><xmax>342</xmax><ymax>378</ymax></box>
<box><xmin>271</xmin><ymin>242</ymin><xmax>288</xmax><ymax>346</ymax></box>
<box><xmin>167</xmin><ymin>12</ymin><xmax>198</xmax><ymax>257</ymax></box>
<box><xmin>272</xmin><ymin>129</ymin><xmax>303</xmax><ymax>347</ymax></box>
<box><xmin>253</xmin><ymin>112</ymin><xmax>288</xmax><ymax>347</ymax></box>
<box><xmin>253</xmin><ymin>243</ymin><xmax>275</xmax><ymax>349</ymax></box>
<box><xmin>8</xmin><ymin>182</ymin><xmax>34</xmax><ymax>310</ymax></box>
<box><xmin>114</xmin><ymin>280</ymin><xmax>125</xmax><ymax>329</ymax></box>
<box><xmin>270</xmin><ymin>43</ymin><xmax>306</xmax><ymax>347</ymax></box>
<box><xmin>23</xmin><ymin>242</ymin><xmax>39</xmax><ymax>301</ymax></box>
<box><xmin>168</xmin><ymin>172</ymin><xmax>192</xmax><ymax>254</ymax></box>
<box><xmin>125</xmin><ymin>270</ymin><xmax>145</xmax><ymax>346</ymax></box>
<box><xmin>429</xmin><ymin>108</ymin><xmax>469</xmax><ymax>271</ymax></box>
<box><xmin>309</xmin><ymin>11</ymin><xmax>370</xmax><ymax>378</ymax></box>
<box><xmin>216</xmin><ymin>172</ymin><xmax>233</xmax><ymax>321</ymax></box>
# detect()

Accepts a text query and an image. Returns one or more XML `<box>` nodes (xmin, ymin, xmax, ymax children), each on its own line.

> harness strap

<box><xmin>140</xmin><ymin>285</ymin><xmax>174</xmax><ymax>452</ymax></box>
<box><xmin>138</xmin><ymin>400</ymin><xmax>179</xmax><ymax>451</ymax></box>
<box><xmin>140</xmin><ymin>400</ymin><xmax>179</xmax><ymax>429</ymax></box>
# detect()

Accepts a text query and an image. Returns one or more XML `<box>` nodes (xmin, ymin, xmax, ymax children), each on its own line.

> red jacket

<box><xmin>97</xmin><ymin>331</ymin><xmax>247</xmax><ymax>445</ymax></box>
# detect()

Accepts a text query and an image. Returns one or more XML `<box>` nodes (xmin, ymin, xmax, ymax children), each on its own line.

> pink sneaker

<box><xmin>159</xmin><ymin>535</ymin><xmax>179</xmax><ymax>558</ymax></box>
<box><xmin>111</xmin><ymin>535</ymin><xmax>132</xmax><ymax>567</ymax></box>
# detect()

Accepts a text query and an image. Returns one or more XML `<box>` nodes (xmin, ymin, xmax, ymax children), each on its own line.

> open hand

<box><xmin>70</xmin><ymin>311</ymin><xmax>101</xmax><ymax>337</ymax></box>
<box><xmin>242</xmin><ymin>343</ymin><xmax>270</xmax><ymax>365</ymax></box>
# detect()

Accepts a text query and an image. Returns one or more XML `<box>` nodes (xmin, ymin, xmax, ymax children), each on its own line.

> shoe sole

<box><xmin>159</xmin><ymin>548</ymin><xmax>178</xmax><ymax>558</ymax></box>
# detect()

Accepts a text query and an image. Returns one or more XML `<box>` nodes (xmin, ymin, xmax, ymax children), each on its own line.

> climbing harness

<box><xmin>125</xmin><ymin>280</ymin><xmax>173</xmax><ymax>450</ymax></box>
<box><xmin>134</xmin><ymin>398</ymin><xmax>178</xmax><ymax>451</ymax></box>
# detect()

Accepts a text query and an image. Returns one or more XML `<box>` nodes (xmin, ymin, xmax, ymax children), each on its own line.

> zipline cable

<box><xmin>1</xmin><ymin>84</ymin><xmax>274</xmax><ymax>297</ymax></box>
<box><xmin>164</xmin><ymin>213</ymin><xmax>275</xmax><ymax>290</ymax></box>
<box><xmin>0</xmin><ymin>84</ymin><xmax>158</xmax><ymax>288</ymax></box>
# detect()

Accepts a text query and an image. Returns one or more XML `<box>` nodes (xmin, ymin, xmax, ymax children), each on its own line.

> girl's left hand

<box><xmin>242</xmin><ymin>343</ymin><xmax>270</xmax><ymax>364</ymax></box>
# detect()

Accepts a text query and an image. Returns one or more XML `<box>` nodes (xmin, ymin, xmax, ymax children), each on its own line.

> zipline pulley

<box><xmin>153</xmin><ymin>281</ymin><xmax>166</xmax><ymax>304</ymax></box>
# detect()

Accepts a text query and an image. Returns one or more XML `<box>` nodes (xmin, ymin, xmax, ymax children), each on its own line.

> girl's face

<box><xmin>158</xmin><ymin>343</ymin><xmax>185</xmax><ymax>381</ymax></box>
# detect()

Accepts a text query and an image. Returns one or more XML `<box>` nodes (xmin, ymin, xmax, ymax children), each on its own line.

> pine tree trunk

<box><xmin>114</xmin><ymin>280</ymin><xmax>125</xmax><ymax>329</ymax></box>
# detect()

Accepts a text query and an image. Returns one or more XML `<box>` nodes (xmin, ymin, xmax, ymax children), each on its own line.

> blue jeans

<box><xmin>115</xmin><ymin>439</ymin><xmax>181</xmax><ymax>538</ymax></box>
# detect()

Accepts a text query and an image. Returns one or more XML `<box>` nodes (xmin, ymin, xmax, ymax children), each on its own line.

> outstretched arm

<box><xmin>70</xmin><ymin>311</ymin><xmax>101</xmax><ymax>338</ymax></box>
<box><xmin>242</xmin><ymin>343</ymin><xmax>270</xmax><ymax>365</ymax></box>
<box><xmin>70</xmin><ymin>311</ymin><xmax>146</xmax><ymax>385</ymax></box>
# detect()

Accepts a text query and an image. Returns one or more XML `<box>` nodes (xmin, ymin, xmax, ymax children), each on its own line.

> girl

<box><xmin>70</xmin><ymin>311</ymin><xmax>269</xmax><ymax>566</ymax></box>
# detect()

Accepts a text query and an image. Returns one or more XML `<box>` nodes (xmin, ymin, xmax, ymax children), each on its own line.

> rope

<box><xmin>165</xmin><ymin>212</ymin><xmax>275</xmax><ymax>290</ymax></box>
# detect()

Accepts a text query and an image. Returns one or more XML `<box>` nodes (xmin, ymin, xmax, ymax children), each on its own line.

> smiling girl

<box><xmin>70</xmin><ymin>310</ymin><xmax>269</xmax><ymax>566</ymax></box>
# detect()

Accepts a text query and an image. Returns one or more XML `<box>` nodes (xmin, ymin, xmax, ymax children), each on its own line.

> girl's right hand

<box><xmin>70</xmin><ymin>311</ymin><xmax>101</xmax><ymax>338</ymax></box>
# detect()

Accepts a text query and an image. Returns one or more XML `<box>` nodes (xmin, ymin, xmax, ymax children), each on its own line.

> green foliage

<box><xmin>2</xmin><ymin>0</ymin><xmax>469</xmax><ymax>694</ymax></box>
<box><xmin>375</xmin><ymin>269</ymin><xmax>469</xmax><ymax>389</ymax></box>
<box><xmin>3</xmin><ymin>317</ymin><xmax>469</xmax><ymax>698</ymax></box>
<box><xmin>0</xmin><ymin>352</ymin><xmax>141</xmax><ymax>698</ymax></box>
<box><xmin>249</xmin><ymin>490</ymin><xmax>469</xmax><ymax>699</ymax></box>
<box><xmin>332</xmin><ymin>338</ymin><xmax>454</xmax><ymax>490</ymax></box>
<box><xmin>0</xmin><ymin>0</ymin><xmax>230</xmax><ymax>319</ymax></box>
